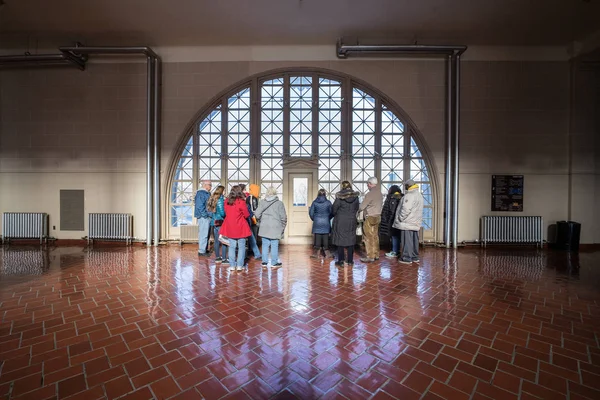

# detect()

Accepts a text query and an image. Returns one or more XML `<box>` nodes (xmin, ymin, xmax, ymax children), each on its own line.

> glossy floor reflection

<box><xmin>0</xmin><ymin>245</ymin><xmax>599</xmax><ymax>399</ymax></box>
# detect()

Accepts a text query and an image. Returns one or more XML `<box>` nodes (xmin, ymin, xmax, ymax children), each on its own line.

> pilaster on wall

<box><xmin>568</xmin><ymin>51</ymin><xmax>600</xmax><ymax>244</ymax></box>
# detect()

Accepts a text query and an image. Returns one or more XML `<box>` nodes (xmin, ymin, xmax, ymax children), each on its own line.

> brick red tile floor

<box><xmin>0</xmin><ymin>245</ymin><xmax>599</xmax><ymax>399</ymax></box>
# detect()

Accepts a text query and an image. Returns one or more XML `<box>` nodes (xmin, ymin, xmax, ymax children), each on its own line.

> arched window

<box><xmin>168</xmin><ymin>71</ymin><xmax>434</xmax><ymax>235</ymax></box>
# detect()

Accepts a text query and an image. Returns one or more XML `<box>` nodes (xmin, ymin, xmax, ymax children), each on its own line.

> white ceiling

<box><xmin>1</xmin><ymin>0</ymin><xmax>599</xmax><ymax>47</ymax></box>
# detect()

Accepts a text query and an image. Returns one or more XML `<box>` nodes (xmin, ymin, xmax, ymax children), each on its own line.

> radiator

<box><xmin>481</xmin><ymin>216</ymin><xmax>543</xmax><ymax>247</ymax></box>
<box><xmin>179</xmin><ymin>225</ymin><xmax>199</xmax><ymax>245</ymax></box>
<box><xmin>2</xmin><ymin>212</ymin><xmax>49</xmax><ymax>244</ymax></box>
<box><xmin>88</xmin><ymin>213</ymin><xmax>133</xmax><ymax>245</ymax></box>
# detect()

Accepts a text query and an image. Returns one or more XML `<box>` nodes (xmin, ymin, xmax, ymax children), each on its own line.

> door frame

<box><xmin>282</xmin><ymin>158</ymin><xmax>320</xmax><ymax>245</ymax></box>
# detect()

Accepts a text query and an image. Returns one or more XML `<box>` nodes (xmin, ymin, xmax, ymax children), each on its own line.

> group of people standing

<box><xmin>194</xmin><ymin>176</ymin><xmax>424</xmax><ymax>271</ymax></box>
<box><xmin>195</xmin><ymin>181</ymin><xmax>287</xmax><ymax>272</ymax></box>
<box><xmin>308</xmin><ymin>177</ymin><xmax>424</xmax><ymax>266</ymax></box>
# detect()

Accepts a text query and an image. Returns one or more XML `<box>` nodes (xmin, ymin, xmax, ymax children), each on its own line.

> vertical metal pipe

<box><xmin>146</xmin><ymin>57</ymin><xmax>155</xmax><ymax>246</ymax></box>
<box><xmin>444</xmin><ymin>55</ymin><xmax>453</xmax><ymax>248</ymax></box>
<box><xmin>452</xmin><ymin>54</ymin><xmax>461</xmax><ymax>248</ymax></box>
<box><xmin>153</xmin><ymin>58</ymin><xmax>161</xmax><ymax>246</ymax></box>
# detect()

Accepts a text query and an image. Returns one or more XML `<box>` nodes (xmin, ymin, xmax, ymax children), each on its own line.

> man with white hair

<box><xmin>194</xmin><ymin>180</ymin><xmax>213</xmax><ymax>255</ymax></box>
<box><xmin>359</xmin><ymin>177</ymin><xmax>383</xmax><ymax>263</ymax></box>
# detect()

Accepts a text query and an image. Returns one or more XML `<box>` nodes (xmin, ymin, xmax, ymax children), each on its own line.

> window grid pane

<box><xmin>290</xmin><ymin>77</ymin><xmax>312</xmax><ymax>156</ymax></box>
<box><xmin>318</xmin><ymin>79</ymin><xmax>342</xmax><ymax>199</ymax></box>
<box><xmin>260</xmin><ymin>80</ymin><xmax>284</xmax><ymax>199</ymax></box>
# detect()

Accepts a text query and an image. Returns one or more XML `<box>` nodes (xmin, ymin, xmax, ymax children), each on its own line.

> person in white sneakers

<box><xmin>392</xmin><ymin>179</ymin><xmax>424</xmax><ymax>264</ymax></box>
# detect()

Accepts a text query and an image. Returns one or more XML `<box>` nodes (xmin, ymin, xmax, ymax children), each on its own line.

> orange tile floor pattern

<box><xmin>0</xmin><ymin>245</ymin><xmax>599</xmax><ymax>399</ymax></box>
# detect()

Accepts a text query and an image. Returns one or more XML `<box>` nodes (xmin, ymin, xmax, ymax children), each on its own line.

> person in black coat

<box><xmin>332</xmin><ymin>181</ymin><xmax>360</xmax><ymax>266</ymax></box>
<box><xmin>309</xmin><ymin>189</ymin><xmax>333</xmax><ymax>259</ymax></box>
<box><xmin>379</xmin><ymin>185</ymin><xmax>403</xmax><ymax>258</ymax></box>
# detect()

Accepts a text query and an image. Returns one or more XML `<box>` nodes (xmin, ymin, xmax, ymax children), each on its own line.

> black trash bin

<box><xmin>555</xmin><ymin>221</ymin><xmax>581</xmax><ymax>252</ymax></box>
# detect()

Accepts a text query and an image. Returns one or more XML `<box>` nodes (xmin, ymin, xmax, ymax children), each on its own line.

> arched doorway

<box><xmin>166</xmin><ymin>68</ymin><xmax>438</xmax><ymax>243</ymax></box>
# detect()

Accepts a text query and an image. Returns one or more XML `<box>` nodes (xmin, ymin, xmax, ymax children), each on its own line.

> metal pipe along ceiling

<box><xmin>336</xmin><ymin>42</ymin><xmax>467</xmax><ymax>58</ymax></box>
<box><xmin>0</xmin><ymin>53</ymin><xmax>86</xmax><ymax>70</ymax></box>
<box><xmin>336</xmin><ymin>39</ymin><xmax>466</xmax><ymax>248</ymax></box>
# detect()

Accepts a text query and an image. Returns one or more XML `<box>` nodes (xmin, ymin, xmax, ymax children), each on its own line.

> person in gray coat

<box><xmin>392</xmin><ymin>179</ymin><xmax>424</xmax><ymax>264</ymax></box>
<box><xmin>332</xmin><ymin>181</ymin><xmax>360</xmax><ymax>267</ymax></box>
<box><xmin>255</xmin><ymin>186</ymin><xmax>287</xmax><ymax>268</ymax></box>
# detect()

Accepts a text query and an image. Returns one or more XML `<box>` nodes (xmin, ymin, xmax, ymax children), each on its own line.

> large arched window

<box><xmin>169</xmin><ymin>71</ymin><xmax>434</xmax><ymax>236</ymax></box>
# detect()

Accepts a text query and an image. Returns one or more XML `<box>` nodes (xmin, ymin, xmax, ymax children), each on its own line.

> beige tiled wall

<box><xmin>1</xmin><ymin>58</ymin><xmax>598</xmax><ymax>243</ymax></box>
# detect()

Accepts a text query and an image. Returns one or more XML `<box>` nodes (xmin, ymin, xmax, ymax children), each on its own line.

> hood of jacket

<box><xmin>314</xmin><ymin>195</ymin><xmax>328</xmax><ymax>203</ymax></box>
<box><xmin>249</xmin><ymin>184</ymin><xmax>260</xmax><ymax>198</ymax></box>
<box><xmin>264</xmin><ymin>195</ymin><xmax>279</xmax><ymax>202</ymax></box>
<box><xmin>390</xmin><ymin>192</ymin><xmax>403</xmax><ymax>199</ymax></box>
<box><xmin>336</xmin><ymin>188</ymin><xmax>360</xmax><ymax>202</ymax></box>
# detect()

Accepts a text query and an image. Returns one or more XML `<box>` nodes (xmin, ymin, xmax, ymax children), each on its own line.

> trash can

<box><xmin>555</xmin><ymin>221</ymin><xmax>581</xmax><ymax>252</ymax></box>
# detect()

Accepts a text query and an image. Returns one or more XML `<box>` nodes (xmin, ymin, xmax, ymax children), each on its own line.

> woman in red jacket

<box><xmin>219</xmin><ymin>185</ymin><xmax>251</xmax><ymax>272</ymax></box>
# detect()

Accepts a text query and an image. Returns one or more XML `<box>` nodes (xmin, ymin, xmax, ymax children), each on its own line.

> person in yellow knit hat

<box><xmin>392</xmin><ymin>179</ymin><xmax>424</xmax><ymax>264</ymax></box>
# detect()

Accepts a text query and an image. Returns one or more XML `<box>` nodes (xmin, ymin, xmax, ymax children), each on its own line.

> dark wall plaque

<box><xmin>491</xmin><ymin>175</ymin><xmax>523</xmax><ymax>212</ymax></box>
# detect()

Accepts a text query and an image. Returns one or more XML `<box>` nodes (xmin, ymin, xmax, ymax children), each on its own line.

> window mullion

<box><xmin>251</xmin><ymin>79</ymin><xmax>259</xmax><ymax>184</ymax></box>
<box><xmin>404</xmin><ymin>126</ymin><xmax>412</xmax><ymax>183</ymax></box>
<box><xmin>192</xmin><ymin>126</ymin><xmax>199</xmax><ymax>195</ymax></box>
<box><xmin>312</xmin><ymin>73</ymin><xmax>318</xmax><ymax>158</ymax></box>
<box><xmin>221</xmin><ymin>98</ymin><xmax>228</xmax><ymax>188</ymax></box>
<box><xmin>375</xmin><ymin>96</ymin><xmax>382</xmax><ymax>184</ymax></box>
<box><xmin>341</xmin><ymin>77</ymin><xmax>352</xmax><ymax>182</ymax></box>
<box><xmin>283</xmin><ymin>75</ymin><xmax>290</xmax><ymax>157</ymax></box>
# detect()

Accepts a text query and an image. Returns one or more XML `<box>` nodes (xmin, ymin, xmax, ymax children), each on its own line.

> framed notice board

<box><xmin>491</xmin><ymin>175</ymin><xmax>524</xmax><ymax>212</ymax></box>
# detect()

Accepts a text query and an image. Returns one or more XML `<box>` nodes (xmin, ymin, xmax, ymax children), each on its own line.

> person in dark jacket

<box><xmin>332</xmin><ymin>181</ymin><xmax>360</xmax><ymax>267</ymax></box>
<box><xmin>379</xmin><ymin>185</ymin><xmax>403</xmax><ymax>258</ymax></box>
<box><xmin>309</xmin><ymin>189</ymin><xmax>333</xmax><ymax>259</ymax></box>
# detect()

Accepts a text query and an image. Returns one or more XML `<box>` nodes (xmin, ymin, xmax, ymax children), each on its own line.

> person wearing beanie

<box><xmin>392</xmin><ymin>179</ymin><xmax>424</xmax><ymax>264</ymax></box>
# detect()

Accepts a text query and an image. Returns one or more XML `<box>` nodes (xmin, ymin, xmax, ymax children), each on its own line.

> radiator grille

<box><xmin>2</xmin><ymin>212</ymin><xmax>49</xmax><ymax>244</ymax></box>
<box><xmin>179</xmin><ymin>225</ymin><xmax>198</xmax><ymax>245</ymax></box>
<box><xmin>88</xmin><ymin>213</ymin><xmax>133</xmax><ymax>245</ymax></box>
<box><xmin>481</xmin><ymin>216</ymin><xmax>543</xmax><ymax>247</ymax></box>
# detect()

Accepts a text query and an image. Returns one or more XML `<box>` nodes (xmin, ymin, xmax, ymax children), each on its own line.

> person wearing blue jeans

<box><xmin>207</xmin><ymin>185</ymin><xmax>228</xmax><ymax>263</ymax></box>
<box><xmin>254</xmin><ymin>186</ymin><xmax>287</xmax><ymax>269</ymax></box>
<box><xmin>220</xmin><ymin>185</ymin><xmax>251</xmax><ymax>272</ymax></box>
<box><xmin>228</xmin><ymin>238</ymin><xmax>247</xmax><ymax>272</ymax></box>
<box><xmin>261</xmin><ymin>238</ymin><xmax>279</xmax><ymax>266</ymax></box>
<box><xmin>194</xmin><ymin>180</ymin><xmax>213</xmax><ymax>255</ymax></box>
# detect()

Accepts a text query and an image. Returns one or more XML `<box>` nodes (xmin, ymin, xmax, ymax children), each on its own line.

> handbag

<box><xmin>356</xmin><ymin>209</ymin><xmax>365</xmax><ymax>223</ymax></box>
<box><xmin>218</xmin><ymin>235</ymin><xmax>230</xmax><ymax>246</ymax></box>
<box><xmin>214</xmin><ymin>219</ymin><xmax>223</xmax><ymax>227</ymax></box>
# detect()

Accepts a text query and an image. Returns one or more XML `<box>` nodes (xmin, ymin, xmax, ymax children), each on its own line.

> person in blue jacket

<box><xmin>309</xmin><ymin>188</ymin><xmax>333</xmax><ymax>259</ymax></box>
<box><xmin>194</xmin><ymin>180</ymin><xmax>213</xmax><ymax>255</ymax></box>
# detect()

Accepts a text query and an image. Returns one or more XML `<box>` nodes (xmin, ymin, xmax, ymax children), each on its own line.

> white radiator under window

<box><xmin>179</xmin><ymin>225</ymin><xmax>199</xmax><ymax>245</ymax></box>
